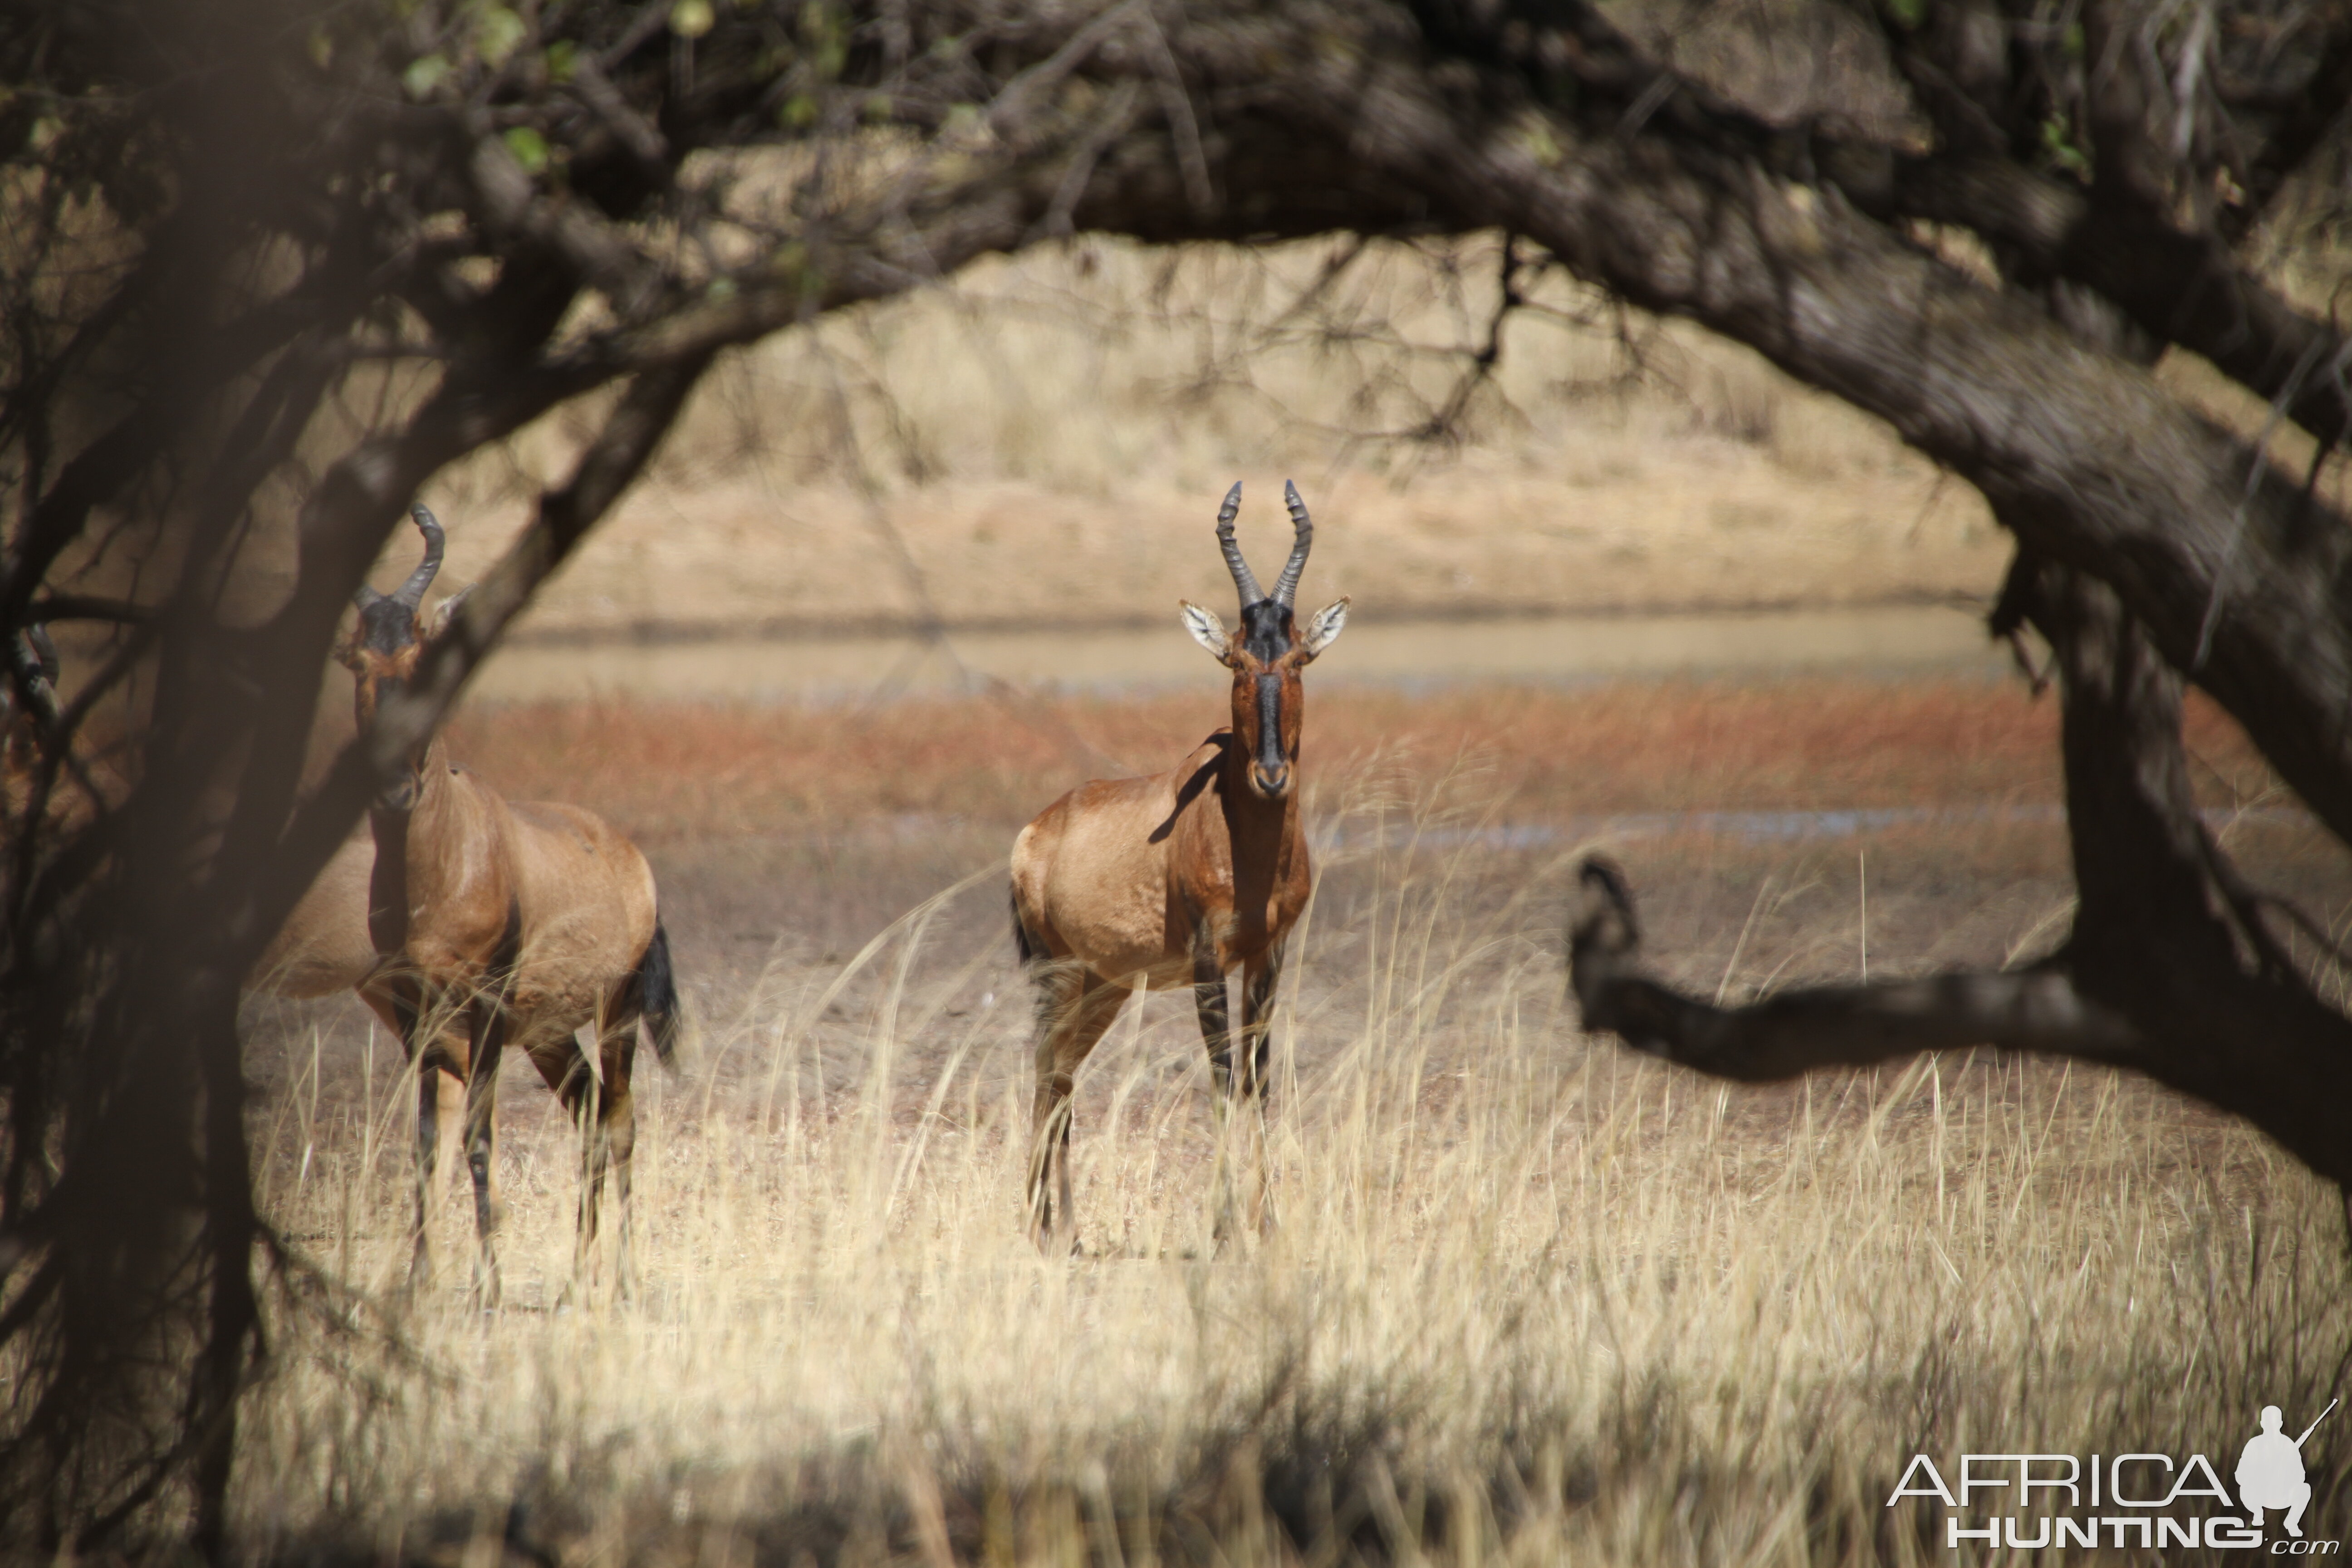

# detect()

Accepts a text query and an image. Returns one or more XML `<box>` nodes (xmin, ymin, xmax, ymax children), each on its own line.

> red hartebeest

<box><xmin>338</xmin><ymin>505</ymin><xmax>681</xmax><ymax>1303</ymax></box>
<box><xmin>1009</xmin><ymin>480</ymin><xmax>1347</xmax><ymax>1250</ymax></box>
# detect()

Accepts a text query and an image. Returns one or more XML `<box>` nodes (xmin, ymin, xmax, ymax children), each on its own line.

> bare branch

<box><xmin>1568</xmin><ymin>857</ymin><xmax>2146</xmax><ymax>1077</ymax></box>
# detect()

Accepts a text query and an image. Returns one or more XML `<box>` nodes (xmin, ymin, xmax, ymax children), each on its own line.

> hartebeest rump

<box><xmin>339</xmin><ymin>505</ymin><xmax>680</xmax><ymax>1303</ymax></box>
<box><xmin>1009</xmin><ymin>480</ymin><xmax>1347</xmax><ymax>1249</ymax></box>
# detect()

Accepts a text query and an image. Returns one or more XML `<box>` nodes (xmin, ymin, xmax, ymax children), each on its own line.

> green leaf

<box><xmin>307</xmin><ymin>24</ymin><xmax>334</xmax><ymax>69</ymax></box>
<box><xmin>502</xmin><ymin>125</ymin><xmax>549</xmax><ymax>175</ymax></box>
<box><xmin>1883</xmin><ymin>0</ymin><xmax>1924</xmax><ymax>27</ymax></box>
<box><xmin>402</xmin><ymin>53</ymin><xmax>451</xmax><ymax>99</ymax></box>
<box><xmin>2039</xmin><ymin>113</ymin><xmax>2090</xmax><ymax>176</ymax></box>
<box><xmin>476</xmin><ymin>5</ymin><xmax>527</xmax><ymax>69</ymax></box>
<box><xmin>545</xmin><ymin>39</ymin><xmax>579</xmax><ymax>84</ymax></box>
<box><xmin>671</xmin><ymin>0</ymin><xmax>715</xmax><ymax>39</ymax></box>
<box><xmin>779</xmin><ymin>92</ymin><xmax>819</xmax><ymax>128</ymax></box>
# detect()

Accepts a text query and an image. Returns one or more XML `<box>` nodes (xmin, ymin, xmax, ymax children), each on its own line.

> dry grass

<box><xmin>228</xmin><ymin>681</ymin><xmax>2352</xmax><ymax>1565</ymax></box>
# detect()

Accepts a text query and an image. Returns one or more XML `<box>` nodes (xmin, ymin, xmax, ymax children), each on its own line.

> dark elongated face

<box><xmin>336</xmin><ymin>600</ymin><xmax>431</xmax><ymax>808</ymax></box>
<box><xmin>1181</xmin><ymin>596</ymin><xmax>1349</xmax><ymax>802</ymax></box>
<box><xmin>336</xmin><ymin>506</ymin><xmax>466</xmax><ymax>810</ymax></box>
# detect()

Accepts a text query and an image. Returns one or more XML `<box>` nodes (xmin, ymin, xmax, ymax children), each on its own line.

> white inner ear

<box><xmin>1299</xmin><ymin>596</ymin><xmax>1350</xmax><ymax>657</ymax></box>
<box><xmin>427</xmin><ymin>583</ymin><xmax>476</xmax><ymax>641</ymax></box>
<box><xmin>1179</xmin><ymin>600</ymin><xmax>1232</xmax><ymax>662</ymax></box>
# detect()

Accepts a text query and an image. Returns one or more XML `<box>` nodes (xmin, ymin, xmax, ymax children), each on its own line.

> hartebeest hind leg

<box><xmin>554</xmin><ymin>985</ymin><xmax>645</xmax><ymax>1303</ymax></box>
<box><xmin>1026</xmin><ymin>964</ymin><xmax>1128</xmax><ymax>1253</ymax></box>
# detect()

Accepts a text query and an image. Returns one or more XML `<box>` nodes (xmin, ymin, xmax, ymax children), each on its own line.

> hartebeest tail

<box><xmin>635</xmin><ymin>917</ymin><xmax>683</xmax><ymax>1070</ymax></box>
<box><xmin>337</xmin><ymin>504</ymin><xmax>679</xmax><ymax>1304</ymax></box>
<box><xmin>1010</xmin><ymin>480</ymin><xmax>1347</xmax><ymax>1252</ymax></box>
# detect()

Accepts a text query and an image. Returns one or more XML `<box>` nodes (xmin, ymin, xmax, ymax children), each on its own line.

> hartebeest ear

<box><xmin>1178</xmin><ymin>600</ymin><xmax>1235</xmax><ymax>665</ymax></box>
<box><xmin>331</xmin><ymin>626</ymin><xmax>365</xmax><ymax>673</ymax></box>
<box><xmin>1296</xmin><ymin>596</ymin><xmax>1349</xmax><ymax>661</ymax></box>
<box><xmin>426</xmin><ymin>583</ymin><xmax>475</xmax><ymax>642</ymax></box>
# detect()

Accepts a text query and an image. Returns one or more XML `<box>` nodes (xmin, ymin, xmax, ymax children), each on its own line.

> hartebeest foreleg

<box><xmin>382</xmin><ymin>978</ymin><xmax>473</xmax><ymax>1290</ymax></box>
<box><xmin>1198</xmin><ymin>933</ymin><xmax>1280</xmax><ymax>1247</ymax></box>
<box><xmin>1238</xmin><ymin>940</ymin><xmax>1284</xmax><ymax>1235</ymax></box>
<box><xmin>457</xmin><ymin>988</ymin><xmax>516</xmax><ymax>1309</ymax></box>
<box><xmin>1026</xmin><ymin>964</ymin><xmax>1128</xmax><ymax>1252</ymax></box>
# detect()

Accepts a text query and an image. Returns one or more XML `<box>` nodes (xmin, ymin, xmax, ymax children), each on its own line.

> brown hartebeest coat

<box><xmin>1009</xmin><ymin>481</ymin><xmax>1347</xmax><ymax>1250</ymax></box>
<box><xmin>249</xmin><ymin>833</ymin><xmax>475</xmax><ymax>1232</ymax></box>
<box><xmin>338</xmin><ymin>506</ymin><xmax>680</xmax><ymax>1303</ymax></box>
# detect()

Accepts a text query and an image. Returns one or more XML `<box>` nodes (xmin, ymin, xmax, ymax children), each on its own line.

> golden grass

<box><xmin>230</xmin><ymin>710</ymin><xmax>2350</xmax><ymax>1565</ymax></box>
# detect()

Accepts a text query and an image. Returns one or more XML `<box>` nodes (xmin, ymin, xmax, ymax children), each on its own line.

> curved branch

<box><xmin>1568</xmin><ymin>858</ymin><xmax>2144</xmax><ymax>1078</ymax></box>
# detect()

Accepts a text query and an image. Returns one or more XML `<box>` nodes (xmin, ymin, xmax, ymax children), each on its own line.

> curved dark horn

<box><xmin>352</xmin><ymin>583</ymin><xmax>386</xmax><ymax>611</ymax></box>
<box><xmin>1270</xmin><ymin>480</ymin><xmax>1313</xmax><ymax>608</ymax></box>
<box><xmin>392</xmin><ymin>504</ymin><xmax>446</xmax><ymax>609</ymax></box>
<box><xmin>1214</xmin><ymin>481</ymin><xmax>1265</xmax><ymax>608</ymax></box>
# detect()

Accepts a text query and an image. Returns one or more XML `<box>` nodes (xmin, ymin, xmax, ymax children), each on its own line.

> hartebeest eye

<box><xmin>1178</xmin><ymin>600</ymin><xmax>1235</xmax><ymax>666</ymax></box>
<box><xmin>1296</xmin><ymin>597</ymin><xmax>1349</xmax><ymax>661</ymax></box>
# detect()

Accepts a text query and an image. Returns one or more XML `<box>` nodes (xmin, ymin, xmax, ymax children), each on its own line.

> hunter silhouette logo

<box><xmin>1889</xmin><ymin>1397</ymin><xmax>2342</xmax><ymax>1551</ymax></box>
<box><xmin>2241</xmin><ymin>1401</ymin><xmax>2336</xmax><ymax>1539</ymax></box>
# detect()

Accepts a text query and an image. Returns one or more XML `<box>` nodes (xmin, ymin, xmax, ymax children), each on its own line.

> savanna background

<box><xmin>230</xmin><ymin>229</ymin><xmax>2352</xmax><ymax>1563</ymax></box>
<box><xmin>13</xmin><ymin>0</ymin><xmax>2352</xmax><ymax>1558</ymax></box>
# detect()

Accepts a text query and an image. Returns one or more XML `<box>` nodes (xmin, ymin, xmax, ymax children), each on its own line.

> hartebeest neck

<box><xmin>363</xmin><ymin>729</ymin><xmax>456</xmax><ymax>956</ymax></box>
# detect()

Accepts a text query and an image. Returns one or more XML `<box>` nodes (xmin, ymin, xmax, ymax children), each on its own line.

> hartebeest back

<box><xmin>1009</xmin><ymin>480</ymin><xmax>1347</xmax><ymax>1250</ymax></box>
<box><xmin>338</xmin><ymin>506</ymin><xmax>681</xmax><ymax>1303</ymax></box>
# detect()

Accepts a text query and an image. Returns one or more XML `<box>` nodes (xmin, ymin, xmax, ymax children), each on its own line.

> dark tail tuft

<box><xmin>638</xmin><ymin>917</ymin><xmax>682</xmax><ymax>1070</ymax></box>
<box><xmin>1010</xmin><ymin>886</ymin><xmax>1042</xmax><ymax>967</ymax></box>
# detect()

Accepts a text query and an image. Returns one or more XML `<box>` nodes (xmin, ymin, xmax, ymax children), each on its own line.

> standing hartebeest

<box><xmin>1009</xmin><ymin>480</ymin><xmax>1347</xmax><ymax>1250</ymax></box>
<box><xmin>337</xmin><ymin>505</ymin><xmax>681</xmax><ymax>1304</ymax></box>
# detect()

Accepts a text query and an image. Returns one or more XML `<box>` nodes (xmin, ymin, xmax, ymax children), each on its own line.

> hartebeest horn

<box><xmin>10</xmin><ymin>625</ymin><xmax>59</xmax><ymax>728</ymax></box>
<box><xmin>1214</xmin><ymin>482</ymin><xmax>1267</xmax><ymax>609</ymax></box>
<box><xmin>392</xmin><ymin>505</ymin><xmax>446</xmax><ymax>610</ymax></box>
<box><xmin>1270</xmin><ymin>480</ymin><xmax>1313</xmax><ymax>609</ymax></box>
